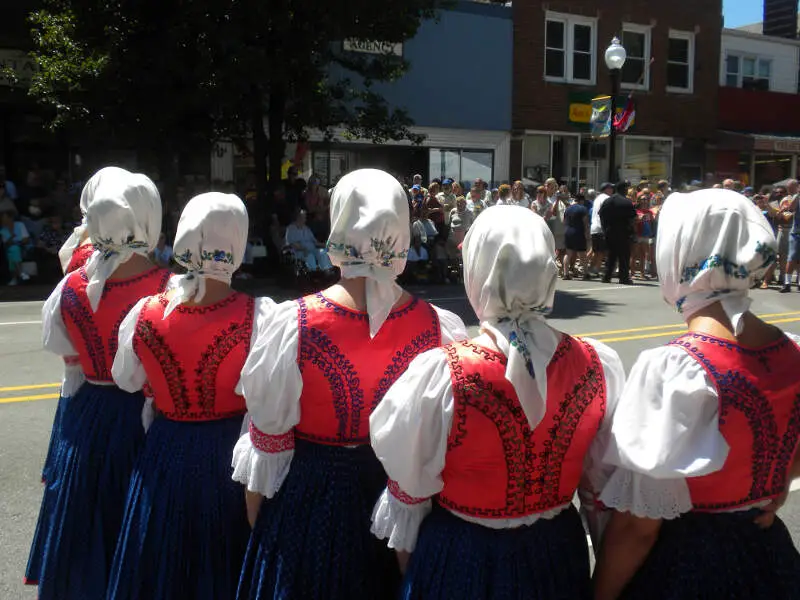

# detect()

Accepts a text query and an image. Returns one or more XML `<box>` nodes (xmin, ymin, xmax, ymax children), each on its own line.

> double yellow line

<box><xmin>1</xmin><ymin>311</ymin><xmax>799</xmax><ymax>405</ymax></box>
<box><xmin>0</xmin><ymin>383</ymin><xmax>60</xmax><ymax>405</ymax></box>
<box><xmin>577</xmin><ymin>311</ymin><xmax>800</xmax><ymax>343</ymax></box>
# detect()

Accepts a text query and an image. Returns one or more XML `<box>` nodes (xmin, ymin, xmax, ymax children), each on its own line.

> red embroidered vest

<box><xmin>437</xmin><ymin>337</ymin><xmax>606</xmax><ymax>519</ymax></box>
<box><xmin>669</xmin><ymin>333</ymin><xmax>800</xmax><ymax>511</ymax></box>
<box><xmin>65</xmin><ymin>243</ymin><xmax>95</xmax><ymax>274</ymax></box>
<box><xmin>295</xmin><ymin>292</ymin><xmax>442</xmax><ymax>445</ymax></box>
<box><xmin>133</xmin><ymin>292</ymin><xmax>255</xmax><ymax>422</ymax></box>
<box><xmin>61</xmin><ymin>266</ymin><xmax>171</xmax><ymax>382</ymax></box>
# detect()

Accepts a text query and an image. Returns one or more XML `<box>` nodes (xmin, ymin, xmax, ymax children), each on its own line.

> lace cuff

<box><xmin>231</xmin><ymin>429</ymin><xmax>294</xmax><ymax>497</ymax></box>
<box><xmin>61</xmin><ymin>362</ymin><xmax>85</xmax><ymax>398</ymax></box>
<box><xmin>599</xmin><ymin>467</ymin><xmax>693</xmax><ymax>520</ymax></box>
<box><xmin>370</xmin><ymin>484</ymin><xmax>433</xmax><ymax>553</ymax></box>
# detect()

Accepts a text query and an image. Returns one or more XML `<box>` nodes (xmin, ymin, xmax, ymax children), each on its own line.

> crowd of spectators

<box><xmin>2</xmin><ymin>161</ymin><xmax>796</xmax><ymax>295</ymax></box>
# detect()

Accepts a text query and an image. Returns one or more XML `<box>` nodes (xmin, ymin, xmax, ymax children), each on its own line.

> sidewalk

<box><xmin>0</xmin><ymin>276</ymin><xmax>295</xmax><ymax>304</ymax></box>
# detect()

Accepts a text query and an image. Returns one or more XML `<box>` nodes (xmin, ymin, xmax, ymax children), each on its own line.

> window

<box><xmin>725</xmin><ymin>53</ymin><xmax>771</xmax><ymax>91</ymax></box>
<box><xmin>429</xmin><ymin>148</ymin><xmax>494</xmax><ymax>186</ymax></box>
<box><xmin>544</xmin><ymin>12</ymin><xmax>596</xmax><ymax>84</ymax></box>
<box><xmin>725</xmin><ymin>55</ymin><xmax>740</xmax><ymax>87</ymax></box>
<box><xmin>621</xmin><ymin>24</ymin><xmax>651</xmax><ymax>89</ymax></box>
<box><xmin>667</xmin><ymin>31</ymin><xmax>694</xmax><ymax>93</ymax></box>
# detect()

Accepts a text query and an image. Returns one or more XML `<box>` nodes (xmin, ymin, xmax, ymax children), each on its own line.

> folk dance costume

<box><xmin>370</xmin><ymin>207</ymin><xmax>625</xmax><ymax>600</ymax></box>
<box><xmin>26</xmin><ymin>170</ymin><xmax>169</xmax><ymax>600</ymax></box>
<box><xmin>65</xmin><ymin>242</ymin><xmax>96</xmax><ymax>274</ymax></box>
<box><xmin>598</xmin><ymin>190</ymin><xmax>800</xmax><ymax>599</ymax></box>
<box><xmin>233</xmin><ymin>169</ymin><xmax>468</xmax><ymax>600</ymax></box>
<box><xmin>39</xmin><ymin>167</ymin><xmax>128</xmax><ymax>485</ymax></box>
<box><xmin>107</xmin><ymin>193</ymin><xmax>263</xmax><ymax>600</ymax></box>
<box><xmin>26</xmin><ymin>169</ymin><xmax>116</xmax><ymax>586</ymax></box>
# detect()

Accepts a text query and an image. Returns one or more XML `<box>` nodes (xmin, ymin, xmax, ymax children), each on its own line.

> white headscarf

<box><xmin>84</xmin><ymin>170</ymin><xmax>162</xmax><ymax>312</ymax></box>
<box><xmin>57</xmin><ymin>166</ymin><xmax>131</xmax><ymax>272</ymax></box>
<box><xmin>462</xmin><ymin>206</ymin><xmax>562</xmax><ymax>429</ymax></box>
<box><xmin>164</xmin><ymin>192</ymin><xmax>248</xmax><ymax>318</ymax></box>
<box><xmin>657</xmin><ymin>188</ymin><xmax>777</xmax><ymax>334</ymax></box>
<box><xmin>326</xmin><ymin>169</ymin><xmax>410</xmax><ymax>338</ymax></box>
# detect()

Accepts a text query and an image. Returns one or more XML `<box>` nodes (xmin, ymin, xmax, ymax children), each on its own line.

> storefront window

<box><xmin>311</xmin><ymin>150</ymin><xmax>349</xmax><ymax>187</ymax></box>
<box><xmin>429</xmin><ymin>148</ymin><xmax>494</xmax><ymax>186</ymax></box>
<box><xmin>522</xmin><ymin>134</ymin><xmax>551</xmax><ymax>184</ymax></box>
<box><xmin>461</xmin><ymin>151</ymin><xmax>493</xmax><ymax>186</ymax></box>
<box><xmin>753</xmin><ymin>153</ymin><xmax>791</xmax><ymax>188</ymax></box>
<box><xmin>622</xmin><ymin>138</ymin><xmax>672</xmax><ymax>181</ymax></box>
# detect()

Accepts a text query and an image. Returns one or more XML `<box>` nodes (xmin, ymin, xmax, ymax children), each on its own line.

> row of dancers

<box><xmin>25</xmin><ymin>165</ymin><xmax>800</xmax><ymax>599</ymax></box>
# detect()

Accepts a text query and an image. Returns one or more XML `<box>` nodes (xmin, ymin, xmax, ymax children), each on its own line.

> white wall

<box><xmin>721</xmin><ymin>30</ymin><xmax>800</xmax><ymax>94</ymax></box>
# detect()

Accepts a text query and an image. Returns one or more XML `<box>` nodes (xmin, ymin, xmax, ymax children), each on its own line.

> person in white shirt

<box><xmin>511</xmin><ymin>180</ymin><xmax>531</xmax><ymax>208</ymax></box>
<box><xmin>589</xmin><ymin>182</ymin><xmax>614</xmax><ymax>275</ymax></box>
<box><xmin>285</xmin><ymin>209</ymin><xmax>333</xmax><ymax>273</ymax></box>
<box><xmin>151</xmin><ymin>232</ymin><xmax>174</xmax><ymax>268</ymax></box>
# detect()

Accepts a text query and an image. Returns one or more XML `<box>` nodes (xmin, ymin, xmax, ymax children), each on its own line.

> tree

<box><xmin>23</xmin><ymin>0</ymin><xmax>443</xmax><ymax>212</ymax></box>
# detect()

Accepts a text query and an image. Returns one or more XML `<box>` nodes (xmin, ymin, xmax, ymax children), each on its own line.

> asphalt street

<box><xmin>1</xmin><ymin>279</ymin><xmax>799</xmax><ymax>598</ymax></box>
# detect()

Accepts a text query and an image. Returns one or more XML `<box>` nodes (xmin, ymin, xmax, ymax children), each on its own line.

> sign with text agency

<box><xmin>0</xmin><ymin>49</ymin><xmax>36</xmax><ymax>88</ymax></box>
<box><xmin>343</xmin><ymin>39</ymin><xmax>403</xmax><ymax>56</ymax></box>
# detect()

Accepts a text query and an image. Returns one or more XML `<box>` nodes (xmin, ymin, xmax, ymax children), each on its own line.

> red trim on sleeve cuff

<box><xmin>249</xmin><ymin>421</ymin><xmax>295</xmax><ymax>453</ymax></box>
<box><xmin>388</xmin><ymin>479</ymin><xmax>429</xmax><ymax>505</ymax></box>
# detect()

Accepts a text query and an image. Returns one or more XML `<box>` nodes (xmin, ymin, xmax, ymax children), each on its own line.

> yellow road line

<box><xmin>0</xmin><ymin>393</ymin><xmax>60</xmax><ymax>404</ymax></box>
<box><xmin>0</xmin><ymin>382</ymin><xmax>60</xmax><ymax>393</ymax></box>
<box><xmin>575</xmin><ymin>311</ymin><xmax>800</xmax><ymax>338</ymax></box>
<box><xmin>587</xmin><ymin>317</ymin><xmax>800</xmax><ymax>344</ymax></box>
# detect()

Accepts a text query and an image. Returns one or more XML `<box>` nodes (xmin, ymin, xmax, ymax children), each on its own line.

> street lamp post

<box><xmin>604</xmin><ymin>37</ymin><xmax>627</xmax><ymax>183</ymax></box>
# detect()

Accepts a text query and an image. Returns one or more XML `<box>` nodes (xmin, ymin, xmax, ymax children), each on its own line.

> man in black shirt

<box><xmin>599</xmin><ymin>181</ymin><xmax>636</xmax><ymax>284</ymax></box>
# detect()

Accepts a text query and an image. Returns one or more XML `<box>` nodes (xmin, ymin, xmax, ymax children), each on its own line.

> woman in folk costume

<box><xmin>107</xmin><ymin>193</ymin><xmax>264</xmax><ymax>600</ymax></box>
<box><xmin>26</xmin><ymin>169</ymin><xmax>171</xmax><ymax>600</ymax></box>
<box><xmin>232</xmin><ymin>168</ymin><xmax>467</xmax><ymax>600</ymax></box>
<box><xmin>369</xmin><ymin>206</ymin><xmax>625</xmax><ymax>600</ymax></box>
<box><xmin>40</xmin><ymin>167</ymin><xmax>127</xmax><ymax>482</ymax></box>
<box><xmin>593</xmin><ymin>189</ymin><xmax>800</xmax><ymax>600</ymax></box>
<box><xmin>26</xmin><ymin>167</ymin><xmax>129</xmax><ymax>586</ymax></box>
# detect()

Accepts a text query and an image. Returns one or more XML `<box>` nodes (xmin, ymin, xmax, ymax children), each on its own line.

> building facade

<box><xmin>512</xmin><ymin>0</ymin><xmax>722</xmax><ymax>189</ymax></box>
<box><xmin>717</xmin><ymin>28</ymin><xmax>800</xmax><ymax>188</ymax></box>
<box><xmin>302</xmin><ymin>1</ymin><xmax>513</xmax><ymax>187</ymax></box>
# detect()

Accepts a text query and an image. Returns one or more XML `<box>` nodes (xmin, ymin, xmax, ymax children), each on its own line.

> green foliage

<box><xmin>23</xmin><ymin>0</ymin><xmax>444</xmax><ymax>159</ymax></box>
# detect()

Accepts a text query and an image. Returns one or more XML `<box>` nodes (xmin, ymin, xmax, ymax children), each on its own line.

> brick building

<box><xmin>511</xmin><ymin>0</ymin><xmax>723</xmax><ymax>188</ymax></box>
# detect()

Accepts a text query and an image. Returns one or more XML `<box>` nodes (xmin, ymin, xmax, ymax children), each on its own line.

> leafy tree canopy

<box><xmin>24</xmin><ymin>0</ymin><xmax>445</xmax><ymax>188</ymax></box>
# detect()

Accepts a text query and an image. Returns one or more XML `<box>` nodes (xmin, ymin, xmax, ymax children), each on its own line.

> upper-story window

<box><xmin>621</xmin><ymin>23</ymin><xmax>652</xmax><ymax>90</ymax></box>
<box><xmin>544</xmin><ymin>12</ymin><xmax>596</xmax><ymax>84</ymax></box>
<box><xmin>726</xmin><ymin>54</ymin><xmax>771</xmax><ymax>91</ymax></box>
<box><xmin>667</xmin><ymin>30</ymin><xmax>695</xmax><ymax>93</ymax></box>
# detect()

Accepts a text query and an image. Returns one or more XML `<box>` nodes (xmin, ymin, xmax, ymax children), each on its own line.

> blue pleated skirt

<box><xmin>26</xmin><ymin>382</ymin><xmax>146</xmax><ymax>600</ymax></box>
<box><xmin>237</xmin><ymin>439</ymin><xmax>401</xmax><ymax>600</ymax></box>
<box><xmin>620</xmin><ymin>509</ymin><xmax>800</xmax><ymax>599</ymax></box>
<box><xmin>25</xmin><ymin>393</ymin><xmax>68</xmax><ymax>585</ymax></box>
<box><xmin>107</xmin><ymin>414</ymin><xmax>250</xmax><ymax>600</ymax></box>
<box><xmin>402</xmin><ymin>504</ymin><xmax>591</xmax><ymax>600</ymax></box>
<box><xmin>42</xmin><ymin>393</ymin><xmax>68</xmax><ymax>483</ymax></box>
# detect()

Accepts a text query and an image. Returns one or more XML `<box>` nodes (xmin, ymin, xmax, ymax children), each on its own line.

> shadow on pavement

<box><xmin>550</xmin><ymin>289</ymin><xmax>620</xmax><ymax>320</ymax></box>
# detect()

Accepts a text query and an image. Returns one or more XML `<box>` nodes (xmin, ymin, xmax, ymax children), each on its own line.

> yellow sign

<box><xmin>569</xmin><ymin>103</ymin><xmax>593</xmax><ymax>124</ymax></box>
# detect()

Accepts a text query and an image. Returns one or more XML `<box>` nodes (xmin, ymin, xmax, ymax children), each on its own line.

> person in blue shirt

<box><xmin>1</xmin><ymin>209</ymin><xmax>31</xmax><ymax>285</ymax></box>
<box><xmin>563</xmin><ymin>193</ymin><xmax>591</xmax><ymax>280</ymax></box>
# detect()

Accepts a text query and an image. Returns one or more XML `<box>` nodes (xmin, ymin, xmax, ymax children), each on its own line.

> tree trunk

<box><xmin>250</xmin><ymin>84</ymin><xmax>268</xmax><ymax>212</ymax></box>
<box><xmin>156</xmin><ymin>141</ymin><xmax>178</xmax><ymax>236</ymax></box>
<box><xmin>267</xmin><ymin>87</ymin><xmax>286</xmax><ymax>188</ymax></box>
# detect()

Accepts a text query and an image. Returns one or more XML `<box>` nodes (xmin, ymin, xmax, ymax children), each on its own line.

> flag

<box><xmin>590</xmin><ymin>96</ymin><xmax>611</xmax><ymax>139</ymax></box>
<box><xmin>613</xmin><ymin>94</ymin><xmax>636</xmax><ymax>132</ymax></box>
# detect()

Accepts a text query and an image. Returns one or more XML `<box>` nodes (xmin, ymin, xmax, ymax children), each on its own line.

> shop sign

<box><xmin>774</xmin><ymin>139</ymin><xmax>800</xmax><ymax>153</ymax></box>
<box><xmin>568</xmin><ymin>92</ymin><xmax>631</xmax><ymax>131</ymax></box>
<box><xmin>343</xmin><ymin>39</ymin><xmax>403</xmax><ymax>57</ymax></box>
<box><xmin>0</xmin><ymin>49</ymin><xmax>37</xmax><ymax>88</ymax></box>
<box><xmin>754</xmin><ymin>137</ymin><xmax>800</xmax><ymax>153</ymax></box>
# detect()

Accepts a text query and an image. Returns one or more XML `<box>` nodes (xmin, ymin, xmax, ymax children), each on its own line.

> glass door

<box><xmin>551</xmin><ymin>134</ymin><xmax>580</xmax><ymax>189</ymax></box>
